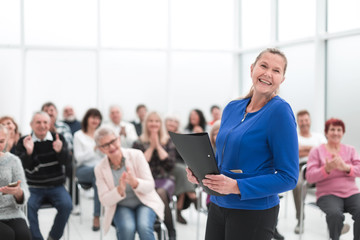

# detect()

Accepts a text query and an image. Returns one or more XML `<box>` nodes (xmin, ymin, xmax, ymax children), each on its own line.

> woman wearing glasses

<box><xmin>94</xmin><ymin>126</ymin><xmax>164</xmax><ymax>240</ymax></box>
<box><xmin>73</xmin><ymin>108</ymin><xmax>104</xmax><ymax>231</ymax></box>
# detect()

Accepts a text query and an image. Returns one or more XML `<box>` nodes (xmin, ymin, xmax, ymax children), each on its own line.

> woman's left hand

<box><xmin>202</xmin><ymin>174</ymin><xmax>240</xmax><ymax>195</ymax></box>
<box><xmin>0</xmin><ymin>180</ymin><xmax>24</xmax><ymax>202</ymax></box>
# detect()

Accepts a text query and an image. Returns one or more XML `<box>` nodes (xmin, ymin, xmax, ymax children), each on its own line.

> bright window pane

<box><xmin>24</xmin><ymin>0</ymin><xmax>97</xmax><ymax>46</ymax></box>
<box><xmin>0</xmin><ymin>0</ymin><xmax>21</xmax><ymax>44</ymax></box>
<box><xmin>279</xmin><ymin>44</ymin><xmax>316</xmax><ymax>118</ymax></box>
<box><xmin>24</xmin><ymin>51</ymin><xmax>97</xmax><ymax>133</ymax></box>
<box><xmin>170</xmin><ymin>52</ymin><xmax>234</xmax><ymax>126</ymax></box>
<box><xmin>101</xmin><ymin>0</ymin><xmax>168</xmax><ymax>48</ymax></box>
<box><xmin>100</xmin><ymin>51</ymin><xmax>168</xmax><ymax>121</ymax></box>
<box><xmin>278</xmin><ymin>0</ymin><xmax>316</xmax><ymax>41</ymax></box>
<box><xmin>171</xmin><ymin>0</ymin><xmax>234</xmax><ymax>49</ymax></box>
<box><xmin>327</xmin><ymin>35</ymin><xmax>360</xmax><ymax>149</ymax></box>
<box><xmin>328</xmin><ymin>0</ymin><xmax>360</xmax><ymax>33</ymax></box>
<box><xmin>0</xmin><ymin>49</ymin><xmax>22</xmax><ymax>124</ymax></box>
<box><xmin>241</xmin><ymin>0</ymin><xmax>271</xmax><ymax>48</ymax></box>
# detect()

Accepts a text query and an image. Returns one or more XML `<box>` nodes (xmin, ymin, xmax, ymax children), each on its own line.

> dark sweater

<box><xmin>15</xmin><ymin>132</ymin><xmax>70</xmax><ymax>187</ymax></box>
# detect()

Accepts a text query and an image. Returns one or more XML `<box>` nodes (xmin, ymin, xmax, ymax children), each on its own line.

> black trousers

<box><xmin>205</xmin><ymin>203</ymin><xmax>279</xmax><ymax>240</ymax></box>
<box><xmin>0</xmin><ymin>218</ymin><xmax>32</xmax><ymax>240</ymax></box>
<box><xmin>317</xmin><ymin>193</ymin><xmax>360</xmax><ymax>240</ymax></box>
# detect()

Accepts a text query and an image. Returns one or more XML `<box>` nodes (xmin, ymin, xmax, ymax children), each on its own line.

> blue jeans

<box><xmin>76</xmin><ymin>165</ymin><xmax>100</xmax><ymax>216</ymax></box>
<box><xmin>113</xmin><ymin>204</ymin><xmax>156</xmax><ymax>240</ymax></box>
<box><xmin>28</xmin><ymin>186</ymin><xmax>72</xmax><ymax>240</ymax></box>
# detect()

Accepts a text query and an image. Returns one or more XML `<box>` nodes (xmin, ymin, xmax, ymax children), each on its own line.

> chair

<box><xmin>99</xmin><ymin>205</ymin><xmax>168</xmax><ymax>240</ymax></box>
<box><xmin>73</xmin><ymin>176</ymin><xmax>93</xmax><ymax>223</ymax></box>
<box><xmin>298</xmin><ymin>164</ymin><xmax>328</xmax><ymax>240</ymax></box>
<box><xmin>195</xmin><ymin>186</ymin><xmax>208</xmax><ymax>240</ymax></box>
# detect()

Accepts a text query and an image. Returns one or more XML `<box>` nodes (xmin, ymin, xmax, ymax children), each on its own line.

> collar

<box><xmin>32</xmin><ymin>132</ymin><xmax>53</xmax><ymax>142</ymax></box>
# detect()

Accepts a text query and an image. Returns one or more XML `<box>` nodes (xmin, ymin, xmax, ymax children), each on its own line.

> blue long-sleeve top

<box><xmin>210</xmin><ymin>95</ymin><xmax>299</xmax><ymax>210</ymax></box>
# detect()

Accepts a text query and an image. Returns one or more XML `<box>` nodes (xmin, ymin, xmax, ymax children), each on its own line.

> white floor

<box><xmin>37</xmin><ymin>188</ymin><xmax>355</xmax><ymax>240</ymax></box>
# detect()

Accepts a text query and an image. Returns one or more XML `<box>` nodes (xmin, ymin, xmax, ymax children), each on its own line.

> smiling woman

<box><xmin>186</xmin><ymin>48</ymin><xmax>299</xmax><ymax>240</ymax></box>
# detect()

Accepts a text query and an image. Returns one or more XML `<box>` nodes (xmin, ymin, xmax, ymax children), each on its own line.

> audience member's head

<box><xmin>0</xmin><ymin>116</ymin><xmax>19</xmax><ymax>136</ymax></box>
<box><xmin>81</xmin><ymin>108</ymin><xmax>102</xmax><ymax>133</ymax></box>
<box><xmin>210</xmin><ymin>105</ymin><xmax>221</xmax><ymax>122</ymax></box>
<box><xmin>210</xmin><ymin>120</ymin><xmax>221</xmax><ymax>147</ymax></box>
<box><xmin>0</xmin><ymin>124</ymin><xmax>9</xmax><ymax>153</ymax></box>
<box><xmin>296</xmin><ymin>110</ymin><xmax>311</xmax><ymax>135</ymax></box>
<box><xmin>186</xmin><ymin>109</ymin><xmax>207</xmax><ymax>131</ymax></box>
<box><xmin>136</xmin><ymin>104</ymin><xmax>147</xmax><ymax>122</ymax></box>
<box><xmin>41</xmin><ymin>102</ymin><xmax>58</xmax><ymax>128</ymax></box>
<box><xmin>109</xmin><ymin>105</ymin><xmax>122</xmax><ymax>125</ymax></box>
<box><xmin>324</xmin><ymin>118</ymin><xmax>345</xmax><ymax>135</ymax></box>
<box><xmin>165</xmin><ymin>115</ymin><xmax>181</xmax><ymax>133</ymax></box>
<box><xmin>30</xmin><ymin>111</ymin><xmax>51</xmax><ymax>139</ymax></box>
<box><xmin>63</xmin><ymin>105</ymin><xmax>76</xmax><ymax>122</ymax></box>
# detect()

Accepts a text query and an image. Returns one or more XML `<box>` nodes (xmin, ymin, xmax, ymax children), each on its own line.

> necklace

<box><xmin>109</xmin><ymin>157</ymin><xmax>126</xmax><ymax>170</ymax></box>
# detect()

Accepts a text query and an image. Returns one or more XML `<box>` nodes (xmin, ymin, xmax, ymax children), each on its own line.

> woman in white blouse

<box><xmin>73</xmin><ymin>108</ymin><xmax>104</xmax><ymax>231</ymax></box>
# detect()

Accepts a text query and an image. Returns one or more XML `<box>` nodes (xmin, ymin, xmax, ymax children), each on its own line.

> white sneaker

<box><xmin>341</xmin><ymin>223</ymin><xmax>350</xmax><ymax>235</ymax></box>
<box><xmin>294</xmin><ymin>221</ymin><xmax>304</xmax><ymax>234</ymax></box>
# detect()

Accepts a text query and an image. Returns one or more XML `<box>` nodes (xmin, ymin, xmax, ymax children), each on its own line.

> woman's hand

<box><xmin>117</xmin><ymin>173</ymin><xmax>127</xmax><ymax>197</ymax></box>
<box><xmin>0</xmin><ymin>180</ymin><xmax>24</xmax><ymax>203</ymax></box>
<box><xmin>124</xmin><ymin>167</ymin><xmax>139</xmax><ymax>189</ymax></box>
<box><xmin>202</xmin><ymin>174</ymin><xmax>240</xmax><ymax>195</ymax></box>
<box><xmin>185</xmin><ymin>167</ymin><xmax>199</xmax><ymax>184</ymax></box>
<box><xmin>149</xmin><ymin>131</ymin><xmax>160</xmax><ymax>148</ymax></box>
<box><xmin>332</xmin><ymin>154</ymin><xmax>351</xmax><ymax>173</ymax></box>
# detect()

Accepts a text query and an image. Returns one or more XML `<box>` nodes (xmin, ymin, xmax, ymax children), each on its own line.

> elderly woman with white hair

<box><xmin>94</xmin><ymin>126</ymin><xmax>164</xmax><ymax>240</ymax></box>
<box><xmin>0</xmin><ymin>124</ymin><xmax>31</xmax><ymax>240</ymax></box>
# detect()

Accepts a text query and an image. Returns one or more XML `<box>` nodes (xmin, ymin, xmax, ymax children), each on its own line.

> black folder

<box><xmin>169</xmin><ymin>131</ymin><xmax>225</xmax><ymax>196</ymax></box>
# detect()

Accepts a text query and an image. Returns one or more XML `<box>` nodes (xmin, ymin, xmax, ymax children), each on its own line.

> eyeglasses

<box><xmin>98</xmin><ymin>138</ymin><xmax>118</xmax><ymax>150</ymax></box>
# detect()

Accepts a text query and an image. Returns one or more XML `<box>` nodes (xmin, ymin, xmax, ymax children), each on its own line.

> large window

<box><xmin>0</xmin><ymin>0</ymin><xmax>360</xmax><ymax>147</ymax></box>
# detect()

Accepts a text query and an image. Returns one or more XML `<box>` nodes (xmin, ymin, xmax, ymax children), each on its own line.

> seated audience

<box><xmin>94</xmin><ymin>126</ymin><xmax>164</xmax><ymax>240</ymax></box>
<box><xmin>0</xmin><ymin>116</ymin><xmax>21</xmax><ymax>154</ymax></box>
<box><xmin>131</xmin><ymin>104</ymin><xmax>147</xmax><ymax>136</ymax></box>
<box><xmin>306</xmin><ymin>118</ymin><xmax>359</xmax><ymax>240</ymax></box>
<box><xmin>0</xmin><ymin>125</ymin><xmax>31</xmax><ymax>240</ymax></box>
<box><xmin>73</xmin><ymin>108</ymin><xmax>104</xmax><ymax>231</ymax></box>
<box><xmin>184</xmin><ymin>109</ymin><xmax>207</xmax><ymax>133</ymax></box>
<box><xmin>164</xmin><ymin>114</ymin><xmax>197</xmax><ymax>224</ymax></box>
<box><xmin>293</xmin><ymin>110</ymin><xmax>327</xmax><ymax>234</ymax></box>
<box><xmin>108</xmin><ymin>105</ymin><xmax>138</xmax><ymax>148</ymax></box>
<box><xmin>62</xmin><ymin>105</ymin><xmax>82</xmax><ymax>136</ymax></box>
<box><xmin>208</xmin><ymin>105</ymin><xmax>221</xmax><ymax>127</ymax></box>
<box><xmin>133</xmin><ymin>111</ymin><xmax>177</xmax><ymax>240</ymax></box>
<box><xmin>15</xmin><ymin>111</ymin><xmax>72</xmax><ymax>240</ymax></box>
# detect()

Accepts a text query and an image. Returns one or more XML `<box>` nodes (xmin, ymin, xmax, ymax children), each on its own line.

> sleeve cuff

<box><xmin>321</xmin><ymin>166</ymin><xmax>329</xmax><ymax>177</ymax></box>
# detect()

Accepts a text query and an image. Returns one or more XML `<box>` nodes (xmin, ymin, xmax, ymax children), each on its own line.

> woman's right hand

<box><xmin>186</xmin><ymin>167</ymin><xmax>199</xmax><ymax>184</ymax></box>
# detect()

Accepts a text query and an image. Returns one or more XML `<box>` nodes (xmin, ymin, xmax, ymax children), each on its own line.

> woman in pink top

<box><xmin>94</xmin><ymin>126</ymin><xmax>164</xmax><ymax>240</ymax></box>
<box><xmin>306</xmin><ymin>118</ymin><xmax>360</xmax><ymax>240</ymax></box>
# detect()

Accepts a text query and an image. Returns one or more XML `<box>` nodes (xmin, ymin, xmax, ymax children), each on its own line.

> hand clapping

<box><xmin>23</xmin><ymin>135</ymin><xmax>34</xmax><ymax>155</ymax></box>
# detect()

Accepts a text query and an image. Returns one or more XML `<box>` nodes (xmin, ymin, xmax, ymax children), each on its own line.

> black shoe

<box><xmin>176</xmin><ymin>210</ymin><xmax>187</xmax><ymax>224</ymax></box>
<box><xmin>273</xmin><ymin>228</ymin><xmax>284</xmax><ymax>240</ymax></box>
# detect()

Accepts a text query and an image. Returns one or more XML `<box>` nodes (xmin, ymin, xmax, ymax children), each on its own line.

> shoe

<box><xmin>294</xmin><ymin>221</ymin><xmax>304</xmax><ymax>234</ymax></box>
<box><xmin>273</xmin><ymin>228</ymin><xmax>285</xmax><ymax>240</ymax></box>
<box><xmin>176</xmin><ymin>210</ymin><xmax>187</xmax><ymax>224</ymax></box>
<box><xmin>169</xmin><ymin>229</ymin><xmax>176</xmax><ymax>240</ymax></box>
<box><xmin>341</xmin><ymin>223</ymin><xmax>350</xmax><ymax>235</ymax></box>
<box><xmin>92</xmin><ymin>216</ymin><xmax>100</xmax><ymax>231</ymax></box>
